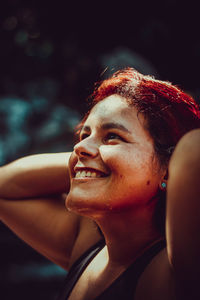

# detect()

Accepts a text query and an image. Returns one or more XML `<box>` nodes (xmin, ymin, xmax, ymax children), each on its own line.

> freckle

<box><xmin>146</xmin><ymin>180</ymin><xmax>150</xmax><ymax>185</ymax></box>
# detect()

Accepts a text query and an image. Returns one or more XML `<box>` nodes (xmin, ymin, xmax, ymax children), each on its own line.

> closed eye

<box><xmin>104</xmin><ymin>132</ymin><xmax>125</xmax><ymax>142</ymax></box>
<box><xmin>79</xmin><ymin>132</ymin><xmax>126</xmax><ymax>143</ymax></box>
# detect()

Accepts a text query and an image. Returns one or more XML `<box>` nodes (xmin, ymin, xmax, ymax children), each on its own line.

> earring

<box><xmin>161</xmin><ymin>182</ymin><xmax>167</xmax><ymax>189</ymax></box>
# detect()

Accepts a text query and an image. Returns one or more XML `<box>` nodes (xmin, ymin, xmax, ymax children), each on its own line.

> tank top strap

<box><xmin>56</xmin><ymin>239</ymin><xmax>105</xmax><ymax>300</ymax></box>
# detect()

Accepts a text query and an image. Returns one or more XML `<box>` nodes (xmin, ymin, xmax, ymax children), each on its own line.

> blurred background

<box><xmin>0</xmin><ymin>0</ymin><xmax>199</xmax><ymax>299</ymax></box>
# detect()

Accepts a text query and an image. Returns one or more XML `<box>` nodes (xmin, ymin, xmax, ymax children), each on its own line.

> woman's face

<box><xmin>66</xmin><ymin>95</ymin><xmax>164</xmax><ymax>216</ymax></box>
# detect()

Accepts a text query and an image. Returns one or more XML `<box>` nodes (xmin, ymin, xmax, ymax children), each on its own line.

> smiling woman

<box><xmin>67</xmin><ymin>95</ymin><xmax>162</xmax><ymax>217</ymax></box>
<box><xmin>0</xmin><ymin>68</ymin><xmax>200</xmax><ymax>300</ymax></box>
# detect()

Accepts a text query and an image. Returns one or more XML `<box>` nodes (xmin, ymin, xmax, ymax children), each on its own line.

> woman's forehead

<box><xmin>88</xmin><ymin>95</ymin><xmax>133</xmax><ymax>122</ymax></box>
<box><xmin>83</xmin><ymin>95</ymin><xmax>149</xmax><ymax>139</ymax></box>
<box><xmin>92</xmin><ymin>94</ymin><xmax>127</xmax><ymax>110</ymax></box>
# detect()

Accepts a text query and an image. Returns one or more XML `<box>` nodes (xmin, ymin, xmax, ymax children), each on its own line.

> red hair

<box><xmin>90</xmin><ymin>68</ymin><xmax>200</xmax><ymax>166</ymax></box>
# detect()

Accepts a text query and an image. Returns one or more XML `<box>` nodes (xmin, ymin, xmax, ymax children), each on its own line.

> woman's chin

<box><xmin>65</xmin><ymin>192</ymin><xmax>109</xmax><ymax>217</ymax></box>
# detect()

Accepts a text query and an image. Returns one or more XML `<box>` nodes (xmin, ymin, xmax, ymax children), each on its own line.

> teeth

<box><xmin>76</xmin><ymin>171</ymin><xmax>81</xmax><ymax>178</ymax></box>
<box><xmin>91</xmin><ymin>172</ymin><xmax>97</xmax><ymax>178</ymax></box>
<box><xmin>75</xmin><ymin>170</ymin><xmax>103</xmax><ymax>178</ymax></box>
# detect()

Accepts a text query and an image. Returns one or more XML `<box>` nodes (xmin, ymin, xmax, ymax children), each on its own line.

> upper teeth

<box><xmin>75</xmin><ymin>170</ymin><xmax>102</xmax><ymax>178</ymax></box>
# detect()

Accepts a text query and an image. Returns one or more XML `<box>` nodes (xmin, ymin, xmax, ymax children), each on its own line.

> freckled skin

<box><xmin>66</xmin><ymin>95</ymin><xmax>165</xmax><ymax>217</ymax></box>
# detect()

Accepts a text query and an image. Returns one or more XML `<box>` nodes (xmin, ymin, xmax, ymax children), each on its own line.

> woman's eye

<box><xmin>105</xmin><ymin>133</ymin><xmax>123</xmax><ymax>141</ymax></box>
<box><xmin>79</xmin><ymin>132</ymin><xmax>125</xmax><ymax>142</ymax></box>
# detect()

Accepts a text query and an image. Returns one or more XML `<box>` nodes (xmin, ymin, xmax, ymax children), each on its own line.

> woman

<box><xmin>0</xmin><ymin>68</ymin><xmax>200</xmax><ymax>300</ymax></box>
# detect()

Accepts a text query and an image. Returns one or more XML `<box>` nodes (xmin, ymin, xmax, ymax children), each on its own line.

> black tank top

<box><xmin>57</xmin><ymin>239</ymin><xmax>166</xmax><ymax>300</ymax></box>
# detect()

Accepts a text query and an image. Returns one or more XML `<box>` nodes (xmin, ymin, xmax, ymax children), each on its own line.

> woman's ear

<box><xmin>159</xmin><ymin>169</ymin><xmax>168</xmax><ymax>191</ymax></box>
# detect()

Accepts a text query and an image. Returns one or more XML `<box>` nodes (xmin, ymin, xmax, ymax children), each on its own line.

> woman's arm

<box><xmin>0</xmin><ymin>152</ymin><xmax>71</xmax><ymax>199</ymax></box>
<box><xmin>166</xmin><ymin>129</ymin><xmax>200</xmax><ymax>297</ymax></box>
<box><xmin>0</xmin><ymin>152</ymin><xmax>82</xmax><ymax>270</ymax></box>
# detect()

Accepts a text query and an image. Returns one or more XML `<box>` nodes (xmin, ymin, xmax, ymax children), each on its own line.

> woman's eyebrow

<box><xmin>101</xmin><ymin>122</ymin><xmax>131</xmax><ymax>133</ymax></box>
<box><xmin>81</xmin><ymin>122</ymin><xmax>131</xmax><ymax>134</ymax></box>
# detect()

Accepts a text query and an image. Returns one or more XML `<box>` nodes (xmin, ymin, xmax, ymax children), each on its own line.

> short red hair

<box><xmin>91</xmin><ymin>68</ymin><xmax>200</xmax><ymax>166</ymax></box>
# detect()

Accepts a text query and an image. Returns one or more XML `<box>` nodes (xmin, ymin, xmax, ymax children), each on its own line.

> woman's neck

<box><xmin>95</xmin><ymin>208</ymin><xmax>163</xmax><ymax>267</ymax></box>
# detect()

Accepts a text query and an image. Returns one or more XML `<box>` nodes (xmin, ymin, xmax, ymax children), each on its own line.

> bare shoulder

<box><xmin>134</xmin><ymin>248</ymin><xmax>177</xmax><ymax>300</ymax></box>
<box><xmin>68</xmin><ymin>216</ymin><xmax>103</xmax><ymax>269</ymax></box>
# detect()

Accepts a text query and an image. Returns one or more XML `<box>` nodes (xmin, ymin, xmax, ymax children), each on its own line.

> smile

<box><xmin>74</xmin><ymin>167</ymin><xmax>109</xmax><ymax>179</ymax></box>
<box><xmin>75</xmin><ymin>170</ymin><xmax>103</xmax><ymax>178</ymax></box>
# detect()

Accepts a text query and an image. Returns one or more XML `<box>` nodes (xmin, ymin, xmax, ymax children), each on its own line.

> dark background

<box><xmin>0</xmin><ymin>0</ymin><xmax>200</xmax><ymax>299</ymax></box>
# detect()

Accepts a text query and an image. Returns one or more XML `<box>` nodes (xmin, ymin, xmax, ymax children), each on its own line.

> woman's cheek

<box><xmin>99</xmin><ymin>144</ymin><xmax>121</xmax><ymax>161</ymax></box>
<box><xmin>99</xmin><ymin>144</ymin><xmax>133</xmax><ymax>172</ymax></box>
<box><xmin>99</xmin><ymin>144</ymin><xmax>154</xmax><ymax>178</ymax></box>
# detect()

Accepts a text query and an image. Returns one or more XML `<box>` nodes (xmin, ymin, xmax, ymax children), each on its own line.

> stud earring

<box><xmin>161</xmin><ymin>182</ymin><xmax>167</xmax><ymax>189</ymax></box>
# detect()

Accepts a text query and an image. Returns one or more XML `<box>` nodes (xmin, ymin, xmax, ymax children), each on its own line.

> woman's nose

<box><xmin>74</xmin><ymin>138</ymin><xmax>99</xmax><ymax>158</ymax></box>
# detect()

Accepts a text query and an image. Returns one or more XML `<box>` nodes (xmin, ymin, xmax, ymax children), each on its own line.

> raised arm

<box><xmin>0</xmin><ymin>152</ymin><xmax>82</xmax><ymax>269</ymax></box>
<box><xmin>166</xmin><ymin>129</ymin><xmax>200</xmax><ymax>298</ymax></box>
<box><xmin>0</xmin><ymin>152</ymin><xmax>70</xmax><ymax>199</ymax></box>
